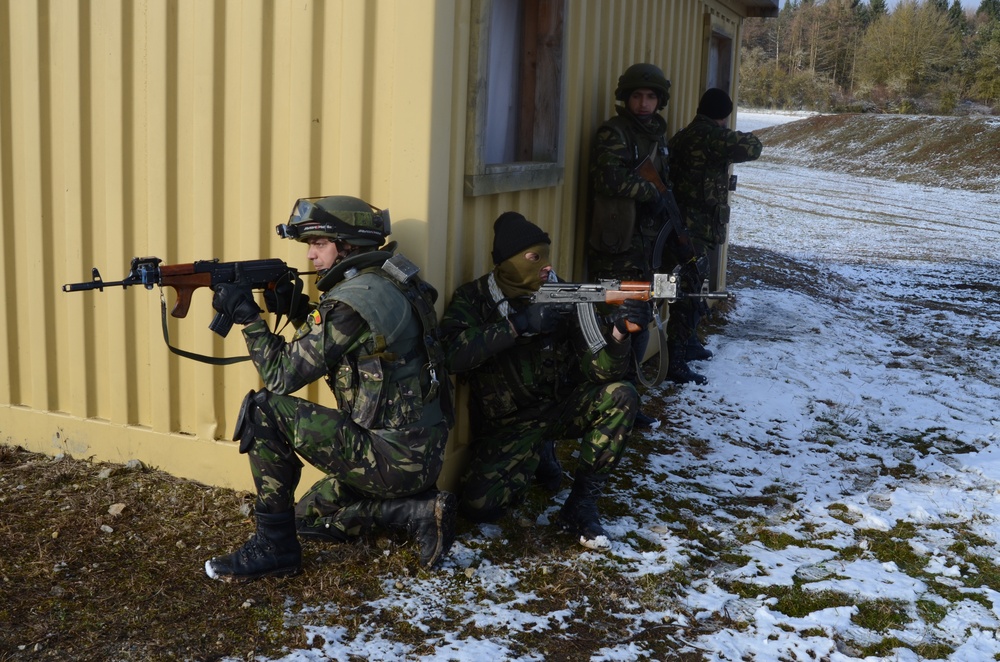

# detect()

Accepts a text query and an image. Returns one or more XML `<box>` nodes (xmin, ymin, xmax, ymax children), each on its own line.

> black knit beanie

<box><xmin>491</xmin><ymin>212</ymin><xmax>550</xmax><ymax>265</ymax></box>
<box><xmin>697</xmin><ymin>88</ymin><xmax>733</xmax><ymax>120</ymax></box>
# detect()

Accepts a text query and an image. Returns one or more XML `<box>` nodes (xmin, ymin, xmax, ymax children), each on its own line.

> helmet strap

<box><xmin>316</xmin><ymin>241</ymin><xmax>397</xmax><ymax>291</ymax></box>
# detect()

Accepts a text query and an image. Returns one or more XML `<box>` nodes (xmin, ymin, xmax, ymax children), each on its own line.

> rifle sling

<box><xmin>634</xmin><ymin>304</ymin><xmax>669</xmax><ymax>388</ymax></box>
<box><xmin>159</xmin><ymin>291</ymin><xmax>251</xmax><ymax>365</ymax></box>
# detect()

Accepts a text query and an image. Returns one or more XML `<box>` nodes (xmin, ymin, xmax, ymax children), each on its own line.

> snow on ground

<box><xmin>737</xmin><ymin>108</ymin><xmax>818</xmax><ymax>132</ymax></box>
<box><xmin>248</xmin><ymin>113</ymin><xmax>1000</xmax><ymax>661</ymax></box>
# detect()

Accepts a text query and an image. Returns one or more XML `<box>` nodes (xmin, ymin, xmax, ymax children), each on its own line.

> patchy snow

<box><xmin>243</xmin><ymin>112</ymin><xmax>1000</xmax><ymax>661</ymax></box>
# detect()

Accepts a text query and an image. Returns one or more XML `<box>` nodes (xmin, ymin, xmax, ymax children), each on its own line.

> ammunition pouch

<box><xmin>232</xmin><ymin>389</ymin><xmax>281</xmax><ymax>454</ymax></box>
<box><xmin>233</xmin><ymin>390</ymin><xmax>256</xmax><ymax>445</ymax></box>
<box><xmin>351</xmin><ymin>354</ymin><xmax>387</xmax><ymax>429</ymax></box>
<box><xmin>588</xmin><ymin>196</ymin><xmax>636</xmax><ymax>254</ymax></box>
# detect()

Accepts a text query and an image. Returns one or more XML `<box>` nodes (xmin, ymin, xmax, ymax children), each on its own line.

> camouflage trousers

<box><xmin>459</xmin><ymin>380</ymin><xmax>638</xmax><ymax>523</ymax></box>
<box><xmin>241</xmin><ymin>389</ymin><xmax>448</xmax><ymax>540</ymax></box>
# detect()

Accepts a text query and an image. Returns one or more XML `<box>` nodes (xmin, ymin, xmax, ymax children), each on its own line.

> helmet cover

<box><xmin>276</xmin><ymin>195</ymin><xmax>390</xmax><ymax>246</ymax></box>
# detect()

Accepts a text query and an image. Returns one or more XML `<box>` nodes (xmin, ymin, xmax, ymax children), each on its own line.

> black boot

<box><xmin>558</xmin><ymin>471</ymin><xmax>609</xmax><ymax>545</ymax></box>
<box><xmin>535</xmin><ymin>439</ymin><xmax>563</xmax><ymax>493</ymax></box>
<box><xmin>632</xmin><ymin>411</ymin><xmax>658</xmax><ymax>429</ymax></box>
<box><xmin>205</xmin><ymin>510</ymin><xmax>302</xmax><ymax>582</ymax></box>
<box><xmin>376</xmin><ymin>490</ymin><xmax>457</xmax><ymax>568</ymax></box>
<box><xmin>296</xmin><ymin>517</ymin><xmax>350</xmax><ymax>543</ymax></box>
<box><xmin>667</xmin><ymin>344</ymin><xmax>708</xmax><ymax>385</ymax></box>
<box><xmin>685</xmin><ymin>335</ymin><xmax>713</xmax><ymax>362</ymax></box>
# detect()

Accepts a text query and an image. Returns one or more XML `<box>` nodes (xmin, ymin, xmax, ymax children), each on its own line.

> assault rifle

<box><xmin>530</xmin><ymin>270</ymin><xmax>732</xmax><ymax>355</ymax></box>
<box><xmin>63</xmin><ymin>256</ymin><xmax>302</xmax><ymax>364</ymax></box>
<box><xmin>635</xmin><ymin>148</ymin><xmax>696</xmax><ymax>272</ymax></box>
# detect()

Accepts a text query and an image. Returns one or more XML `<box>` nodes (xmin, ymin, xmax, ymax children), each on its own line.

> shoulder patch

<box><xmin>310</xmin><ymin>309</ymin><xmax>322</xmax><ymax>326</ymax></box>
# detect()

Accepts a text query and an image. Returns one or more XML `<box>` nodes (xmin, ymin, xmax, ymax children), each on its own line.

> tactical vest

<box><xmin>600</xmin><ymin>114</ymin><xmax>670</xmax><ymax>242</ymax></box>
<box><xmin>321</xmin><ymin>267</ymin><xmax>450</xmax><ymax>431</ymax></box>
<box><xmin>602</xmin><ymin>115</ymin><xmax>669</xmax><ymax>181</ymax></box>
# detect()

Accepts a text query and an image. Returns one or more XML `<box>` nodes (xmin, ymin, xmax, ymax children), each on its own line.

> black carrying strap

<box><xmin>158</xmin><ymin>289</ymin><xmax>250</xmax><ymax>365</ymax></box>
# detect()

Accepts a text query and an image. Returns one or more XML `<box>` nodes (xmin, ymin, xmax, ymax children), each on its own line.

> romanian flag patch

<box><xmin>310</xmin><ymin>309</ymin><xmax>322</xmax><ymax>326</ymax></box>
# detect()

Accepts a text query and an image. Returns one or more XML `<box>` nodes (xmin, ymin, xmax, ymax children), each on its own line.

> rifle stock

<box><xmin>635</xmin><ymin>156</ymin><xmax>668</xmax><ymax>194</ymax></box>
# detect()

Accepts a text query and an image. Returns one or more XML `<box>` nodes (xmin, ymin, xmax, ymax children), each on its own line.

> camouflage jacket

<box><xmin>667</xmin><ymin>114</ymin><xmax>762</xmax><ymax>246</ymax></box>
<box><xmin>588</xmin><ymin>107</ymin><xmax>673</xmax><ymax>277</ymax></box>
<box><xmin>241</xmin><ymin>265</ymin><xmax>445</xmax><ymax>433</ymax></box>
<box><xmin>440</xmin><ymin>273</ymin><xmax>631</xmax><ymax>426</ymax></box>
<box><xmin>590</xmin><ymin>106</ymin><xmax>671</xmax><ymax>207</ymax></box>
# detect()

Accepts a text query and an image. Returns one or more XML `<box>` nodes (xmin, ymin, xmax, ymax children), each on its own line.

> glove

<box><xmin>212</xmin><ymin>283</ymin><xmax>262</xmax><ymax>325</ymax></box>
<box><xmin>263</xmin><ymin>277</ymin><xmax>311</xmax><ymax>320</ymax></box>
<box><xmin>614</xmin><ymin>299</ymin><xmax>653</xmax><ymax>335</ymax></box>
<box><xmin>509</xmin><ymin>303</ymin><xmax>562</xmax><ymax>336</ymax></box>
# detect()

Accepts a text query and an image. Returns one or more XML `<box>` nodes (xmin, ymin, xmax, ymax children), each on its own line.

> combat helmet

<box><xmin>614</xmin><ymin>63</ymin><xmax>671</xmax><ymax>110</ymax></box>
<box><xmin>276</xmin><ymin>195</ymin><xmax>390</xmax><ymax>247</ymax></box>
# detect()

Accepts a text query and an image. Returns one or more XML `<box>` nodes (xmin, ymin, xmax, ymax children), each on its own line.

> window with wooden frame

<box><xmin>465</xmin><ymin>0</ymin><xmax>566</xmax><ymax>196</ymax></box>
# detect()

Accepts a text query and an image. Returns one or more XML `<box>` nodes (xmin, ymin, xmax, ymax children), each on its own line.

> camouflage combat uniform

<box><xmin>668</xmin><ymin>114</ymin><xmax>763</xmax><ymax>250</ymax></box>
<box><xmin>588</xmin><ymin>106</ymin><xmax>671</xmax><ymax>280</ymax></box>
<box><xmin>237</xmin><ymin>263</ymin><xmax>449</xmax><ymax>541</ymax></box>
<box><xmin>588</xmin><ymin>107</ymin><xmax>696</xmax><ymax>360</ymax></box>
<box><xmin>440</xmin><ymin>273</ymin><xmax>638</xmax><ymax>522</ymax></box>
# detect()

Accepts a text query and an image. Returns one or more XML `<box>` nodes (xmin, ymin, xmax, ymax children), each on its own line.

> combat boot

<box><xmin>535</xmin><ymin>438</ymin><xmax>563</xmax><ymax>493</ymax></box>
<box><xmin>632</xmin><ymin>411</ymin><xmax>658</xmax><ymax>429</ymax></box>
<box><xmin>296</xmin><ymin>517</ymin><xmax>349</xmax><ymax>543</ymax></box>
<box><xmin>667</xmin><ymin>344</ymin><xmax>708</xmax><ymax>385</ymax></box>
<box><xmin>558</xmin><ymin>471</ymin><xmax>610</xmax><ymax>545</ymax></box>
<box><xmin>376</xmin><ymin>490</ymin><xmax>457</xmax><ymax>568</ymax></box>
<box><xmin>685</xmin><ymin>335</ymin><xmax>713</xmax><ymax>362</ymax></box>
<box><xmin>205</xmin><ymin>510</ymin><xmax>302</xmax><ymax>582</ymax></box>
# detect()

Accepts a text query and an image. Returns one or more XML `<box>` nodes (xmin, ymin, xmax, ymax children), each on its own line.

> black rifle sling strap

<box><xmin>158</xmin><ymin>290</ymin><xmax>251</xmax><ymax>365</ymax></box>
<box><xmin>633</xmin><ymin>301</ymin><xmax>670</xmax><ymax>388</ymax></box>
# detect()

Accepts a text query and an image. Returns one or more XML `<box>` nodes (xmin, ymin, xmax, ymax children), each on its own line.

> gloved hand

<box><xmin>212</xmin><ymin>283</ymin><xmax>262</xmax><ymax>325</ymax></box>
<box><xmin>263</xmin><ymin>277</ymin><xmax>311</xmax><ymax>320</ymax></box>
<box><xmin>614</xmin><ymin>299</ymin><xmax>653</xmax><ymax>334</ymax></box>
<box><xmin>510</xmin><ymin>303</ymin><xmax>562</xmax><ymax>336</ymax></box>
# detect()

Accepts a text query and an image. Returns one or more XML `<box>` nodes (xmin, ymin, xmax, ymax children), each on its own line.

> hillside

<box><xmin>755</xmin><ymin>113</ymin><xmax>1000</xmax><ymax>193</ymax></box>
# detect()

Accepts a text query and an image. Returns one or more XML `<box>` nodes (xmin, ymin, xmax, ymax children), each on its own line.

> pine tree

<box><xmin>978</xmin><ymin>0</ymin><xmax>1000</xmax><ymax>21</ymax></box>
<box><xmin>948</xmin><ymin>0</ymin><xmax>969</xmax><ymax>31</ymax></box>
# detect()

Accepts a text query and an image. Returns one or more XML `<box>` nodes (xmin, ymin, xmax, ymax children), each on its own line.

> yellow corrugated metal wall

<box><xmin>0</xmin><ymin>0</ymin><xmax>746</xmax><ymax>492</ymax></box>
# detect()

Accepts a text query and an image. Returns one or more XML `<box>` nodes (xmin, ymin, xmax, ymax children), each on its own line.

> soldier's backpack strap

<box><xmin>379</xmin><ymin>254</ymin><xmax>456</xmax><ymax>428</ymax></box>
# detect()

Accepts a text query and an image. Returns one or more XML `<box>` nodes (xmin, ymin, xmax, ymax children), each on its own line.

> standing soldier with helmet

<box><xmin>587</xmin><ymin>62</ymin><xmax>707</xmax><ymax>396</ymax></box>
<box><xmin>668</xmin><ymin>88</ymin><xmax>762</xmax><ymax>357</ymax></box>
<box><xmin>204</xmin><ymin>195</ymin><xmax>455</xmax><ymax>582</ymax></box>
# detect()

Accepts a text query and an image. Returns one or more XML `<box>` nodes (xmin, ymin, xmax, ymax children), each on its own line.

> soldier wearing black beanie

<box><xmin>697</xmin><ymin>88</ymin><xmax>734</xmax><ymax>121</ymax></box>
<box><xmin>439</xmin><ymin>211</ymin><xmax>644</xmax><ymax>551</ymax></box>
<box><xmin>489</xmin><ymin>212</ymin><xmax>553</xmax><ymax>299</ymax></box>
<box><xmin>491</xmin><ymin>212</ymin><xmax>551</xmax><ymax>265</ymax></box>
